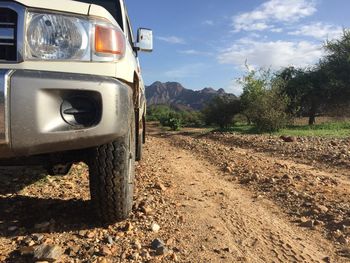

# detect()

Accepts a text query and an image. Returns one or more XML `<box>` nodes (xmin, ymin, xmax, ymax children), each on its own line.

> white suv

<box><xmin>0</xmin><ymin>0</ymin><xmax>152</xmax><ymax>223</ymax></box>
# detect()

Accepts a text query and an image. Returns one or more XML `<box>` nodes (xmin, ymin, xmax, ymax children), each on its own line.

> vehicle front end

<box><xmin>0</xmin><ymin>0</ymin><xmax>134</xmax><ymax>159</ymax></box>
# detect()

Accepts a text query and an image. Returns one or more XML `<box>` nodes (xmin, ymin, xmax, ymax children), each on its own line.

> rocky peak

<box><xmin>146</xmin><ymin>81</ymin><xmax>235</xmax><ymax>110</ymax></box>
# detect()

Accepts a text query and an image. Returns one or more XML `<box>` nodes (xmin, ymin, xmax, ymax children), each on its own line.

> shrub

<box><xmin>158</xmin><ymin>111</ymin><xmax>182</xmax><ymax>130</ymax></box>
<box><xmin>147</xmin><ymin>105</ymin><xmax>173</xmax><ymax>122</ymax></box>
<box><xmin>202</xmin><ymin>95</ymin><xmax>241</xmax><ymax>129</ymax></box>
<box><xmin>168</xmin><ymin>117</ymin><xmax>182</xmax><ymax>131</ymax></box>
<box><xmin>180</xmin><ymin>111</ymin><xmax>205</xmax><ymax>127</ymax></box>
<box><xmin>240</xmin><ymin>68</ymin><xmax>291</xmax><ymax>132</ymax></box>
<box><xmin>147</xmin><ymin>105</ymin><xmax>205</xmax><ymax>130</ymax></box>
<box><xmin>252</xmin><ymin>87</ymin><xmax>291</xmax><ymax>132</ymax></box>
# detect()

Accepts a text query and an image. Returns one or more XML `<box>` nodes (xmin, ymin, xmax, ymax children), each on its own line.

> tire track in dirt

<box><xmin>143</xmin><ymin>128</ymin><xmax>344</xmax><ymax>262</ymax></box>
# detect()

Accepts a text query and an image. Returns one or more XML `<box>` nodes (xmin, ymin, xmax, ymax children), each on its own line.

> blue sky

<box><xmin>127</xmin><ymin>0</ymin><xmax>350</xmax><ymax>95</ymax></box>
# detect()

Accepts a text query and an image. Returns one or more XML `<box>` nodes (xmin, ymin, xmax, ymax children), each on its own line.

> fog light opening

<box><xmin>60</xmin><ymin>96</ymin><xmax>100</xmax><ymax>128</ymax></box>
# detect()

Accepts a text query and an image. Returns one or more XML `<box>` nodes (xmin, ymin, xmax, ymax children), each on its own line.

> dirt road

<box><xmin>0</xmin><ymin>124</ymin><xmax>349</xmax><ymax>262</ymax></box>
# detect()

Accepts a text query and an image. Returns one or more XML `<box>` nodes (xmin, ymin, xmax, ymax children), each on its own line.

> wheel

<box><xmin>46</xmin><ymin>163</ymin><xmax>73</xmax><ymax>176</ymax></box>
<box><xmin>88</xmin><ymin>115</ymin><xmax>135</xmax><ymax>223</ymax></box>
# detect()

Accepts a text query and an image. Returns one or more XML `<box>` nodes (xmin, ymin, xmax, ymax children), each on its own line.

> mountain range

<box><xmin>145</xmin><ymin>81</ymin><xmax>236</xmax><ymax>110</ymax></box>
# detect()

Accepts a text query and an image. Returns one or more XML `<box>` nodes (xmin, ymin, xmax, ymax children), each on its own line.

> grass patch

<box><xmin>277</xmin><ymin>122</ymin><xmax>350</xmax><ymax>138</ymax></box>
<box><xmin>215</xmin><ymin>124</ymin><xmax>258</xmax><ymax>134</ymax></box>
<box><xmin>217</xmin><ymin>122</ymin><xmax>350</xmax><ymax>138</ymax></box>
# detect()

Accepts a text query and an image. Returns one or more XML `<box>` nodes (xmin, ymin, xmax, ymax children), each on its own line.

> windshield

<box><xmin>76</xmin><ymin>0</ymin><xmax>123</xmax><ymax>29</ymax></box>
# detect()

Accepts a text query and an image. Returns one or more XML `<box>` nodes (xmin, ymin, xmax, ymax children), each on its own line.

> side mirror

<box><xmin>135</xmin><ymin>28</ymin><xmax>153</xmax><ymax>52</ymax></box>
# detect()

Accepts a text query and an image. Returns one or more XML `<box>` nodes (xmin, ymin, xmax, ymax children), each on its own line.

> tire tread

<box><xmin>88</xmin><ymin>117</ymin><xmax>135</xmax><ymax>223</ymax></box>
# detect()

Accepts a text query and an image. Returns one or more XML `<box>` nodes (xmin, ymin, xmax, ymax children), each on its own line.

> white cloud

<box><xmin>289</xmin><ymin>22</ymin><xmax>343</xmax><ymax>40</ymax></box>
<box><xmin>218</xmin><ymin>38</ymin><xmax>323</xmax><ymax>69</ymax></box>
<box><xmin>226</xmin><ymin>80</ymin><xmax>244</xmax><ymax>96</ymax></box>
<box><xmin>243</xmin><ymin>22</ymin><xmax>271</xmax><ymax>32</ymax></box>
<box><xmin>233</xmin><ymin>0</ymin><xmax>317</xmax><ymax>32</ymax></box>
<box><xmin>203</xmin><ymin>20</ymin><xmax>214</xmax><ymax>26</ymax></box>
<box><xmin>178</xmin><ymin>49</ymin><xmax>213</xmax><ymax>56</ymax></box>
<box><xmin>156</xmin><ymin>36</ymin><xmax>185</xmax><ymax>44</ymax></box>
<box><xmin>164</xmin><ymin>63</ymin><xmax>206</xmax><ymax>79</ymax></box>
<box><xmin>271</xmin><ymin>28</ymin><xmax>283</xmax><ymax>33</ymax></box>
<box><xmin>247</xmin><ymin>32</ymin><xmax>262</xmax><ymax>38</ymax></box>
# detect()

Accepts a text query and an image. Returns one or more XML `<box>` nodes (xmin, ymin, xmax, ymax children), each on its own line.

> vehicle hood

<box><xmin>13</xmin><ymin>0</ymin><xmax>119</xmax><ymax>26</ymax></box>
<box><xmin>13</xmin><ymin>0</ymin><xmax>90</xmax><ymax>15</ymax></box>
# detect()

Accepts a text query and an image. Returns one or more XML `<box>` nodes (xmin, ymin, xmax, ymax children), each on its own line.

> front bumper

<box><xmin>0</xmin><ymin>70</ymin><xmax>132</xmax><ymax>158</ymax></box>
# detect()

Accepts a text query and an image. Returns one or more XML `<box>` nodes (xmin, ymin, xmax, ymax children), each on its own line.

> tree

<box><xmin>239</xmin><ymin>68</ymin><xmax>291</xmax><ymax>131</ymax></box>
<box><xmin>277</xmin><ymin>66</ymin><xmax>329</xmax><ymax>125</ymax></box>
<box><xmin>202</xmin><ymin>95</ymin><xmax>241</xmax><ymax>129</ymax></box>
<box><xmin>275</xmin><ymin>66</ymin><xmax>303</xmax><ymax>116</ymax></box>
<box><xmin>322</xmin><ymin>30</ymin><xmax>350</xmax><ymax>109</ymax></box>
<box><xmin>253</xmin><ymin>85</ymin><xmax>291</xmax><ymax>132</ymax></box>
<box><xmin>239</xmin><ymin>69</ymin><xmax>268</xmax><ymax>124</ymax></box>
<box><xmin>302</xmin><ymin>68</ymin><xmax>329</xmax><ymax>125</ymax></box>
<box><xmin>275</xmin><ymin>31</ymin><xmax>350</xmax><ymax>125</ymax></box>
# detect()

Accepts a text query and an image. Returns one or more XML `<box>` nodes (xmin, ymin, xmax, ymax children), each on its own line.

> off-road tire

<box><xmin>88</xmin><ymin>116</ymin><xmax>135</xmax><ymax>223</ymax></box>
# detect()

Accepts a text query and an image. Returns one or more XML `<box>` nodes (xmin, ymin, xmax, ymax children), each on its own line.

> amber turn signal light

<box><xmin>95</xmin><ymin>25</ymin><xmax>125</xmax><ymax>55</ymax></box>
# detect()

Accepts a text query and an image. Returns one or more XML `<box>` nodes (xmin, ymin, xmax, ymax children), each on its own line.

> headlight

<box><xmin>25</xmin><ymin>12</ymin><xmax>90</xmax><ymax>61</ymax></box>
<box><xmin>24</xmin><ymin>11</ymin><xmax>126</xmax><ymax>62</ymax></box>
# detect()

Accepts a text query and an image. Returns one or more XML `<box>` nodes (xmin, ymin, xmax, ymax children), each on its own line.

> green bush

<box><xmin>147</xmin><ymin>105</ymin><xmax>173</xmax><ymax>122</ymax></box>
<box><xmin>180</xmin><ymin>111</ymin><xmax>205</xmax><ymax>127</ymax></box>
<box><xmin>202</xmin><ymin>95</ymin><xmax>241</xmax><ymax>129</ymax></box>
<box><xmin>158</xmin><ymin>112</ymin><xmax>182</xmax><ymax>131</ymax></box>
<box><xmin>240</xmin><ymin>69</ymin><xmax>291</xmax><ymax>132</ymax></box>
<box><xmin>147</xmin><ymin>105</ymin><xmax>204</xmax><ymax>130</ymax></box>
<box><xmin>252</xmin><ymin>87</ymin><xmax>291</xmax><ymax>132</ymax></box>
<box><xmin>168</xmin><ymin>117</ymin><xmax>182</xmax><ymax>131</ymax></box>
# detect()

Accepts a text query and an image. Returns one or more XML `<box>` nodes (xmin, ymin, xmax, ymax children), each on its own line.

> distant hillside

<box><xmin>146</xmin><ymin>81</ymin><xmax>237</xmax><ymax>110</ymax></box>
